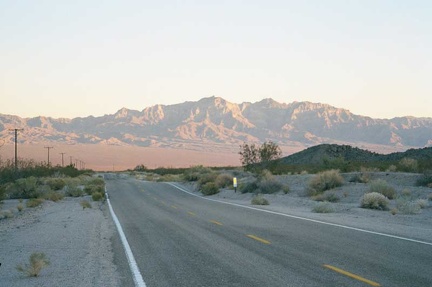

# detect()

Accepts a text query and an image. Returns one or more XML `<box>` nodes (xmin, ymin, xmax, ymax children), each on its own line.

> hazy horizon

<box><xmin>1</xmin><ymin>1</ymin><xmax>431</xmax><ymax>119</ymax></box>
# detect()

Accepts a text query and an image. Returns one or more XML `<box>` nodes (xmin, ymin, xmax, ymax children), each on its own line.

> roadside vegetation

<box><xmin>16</xmin><ymin>252</ymin><xmax>50</xmax><ymax>277</ymax></box>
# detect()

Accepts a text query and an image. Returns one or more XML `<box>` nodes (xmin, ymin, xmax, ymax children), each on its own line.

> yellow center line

<box><xmin>246</xmin><ymin>234</ymin><xmax>271</xmax><ymax>245</ymax></box>
<box><xmin>323</xmin><ymin>264</ymin><xmax>381</xmax><ymax>287</ymax></box>
<box><xmin>171</xmin><ymin>205</ymin><xmax>178</xmax><ymax>209</ymax></box>
<box><xmin>210</xmin><ymin>220</ymin><xmax>223</xmax><ymax>226</ymax></box>
<box><xmin>188</xmin><ymin>212</ymin><xmax>196</xmax><ymax>216</ymax></box>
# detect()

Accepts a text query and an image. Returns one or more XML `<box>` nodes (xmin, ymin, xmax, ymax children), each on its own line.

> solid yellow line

<box><xmin>323</xmin><ymin>265</ymin><xmax>381</xmax><ymax>287</ymax></box>
<box><xmin>210</xmin><ymin>220</ymin><xmax>223</xmax><ymax>226</ymax></box>
<box><xmin>171</xmin><ymin>205</ymin><xmax>178</xmax><ymax>209</ymax></box>
<box><xmin>246</xmin><ymin>234</ymin><xmax>271</xmax><ymax>245</ymax></box>
<box><xmin>188</xmin><ymin>212</ymin><xmax>196</xmax><ymax>216</ymax></box>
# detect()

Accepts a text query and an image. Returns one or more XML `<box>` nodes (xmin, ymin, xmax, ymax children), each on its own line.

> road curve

<box><xmin>106</xmin><ymin>177</ymin><xmax>432</xmax><ymax>287</ymax></box>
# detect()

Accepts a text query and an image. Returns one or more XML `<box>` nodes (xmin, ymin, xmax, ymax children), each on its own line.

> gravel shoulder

<box><xmin>0</xmin><ymin>197</ymin><xmax>120</xmax><ymax>287</ymax></box>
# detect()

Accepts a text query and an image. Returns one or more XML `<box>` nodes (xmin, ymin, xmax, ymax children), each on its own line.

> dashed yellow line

<box><xmin>171</xmin><ymin>205</ymin><xmax>178</xmax><ymax>209</ymax></box>
<box><xmin>323</xmin><ymin>264</ymin><xmax>381</xmax><ymax>287</ymax></box>
<box><xmin>188</xmin><ymin>212</ymin><xmax>196</xmax><ymax>216</ymax></box>
<box><xmin>210</xmin><ymin>220</ymin><xmax>223</xmax><ymax>226</ymax></box>
<box><xmin>246</xmin><ymin>234</ymin><xmax>271</xmax><ymax>245</ymax></box>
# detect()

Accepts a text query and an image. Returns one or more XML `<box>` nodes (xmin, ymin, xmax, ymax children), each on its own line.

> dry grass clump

<box><xmin>360</xmin><ymin>192</ymin><xmax>389</xmax><ymax>210</ymax></box>
<box><xmin>368</xmin><ymin>179</ymin><xmax>396</xmax><ymax>199</ymax></box>
<box><xmin>215</xmin><ymin>173</ymin><xmax>233</xmax><ymax>188</ymax></box>
<box><xmin>200</xmin><ymin>182</ymin><xmax>219</xmax><ymax>196</ymax></box>
<box><xmin>307</xmin><ymin>170</ymin><xmax>344</xmax><ymax>196</ymax></box>
<box><xmin>26</xmin><ymin>198</ymin><xmax>44</xmax><ymax>208</ymax></box>
<box><xmin>398</xmin><ymin>157</ymin><xmax>418</xmax><ymax>172</ymax></box>
<box><xmin>44</xmin><ymin>178</ymin><xmax>66</xmax><ymax>191</ymax></box>
<box><xmin>17</xmin><ymin>203</ymin><xmax>24</xmax><ymax>212</ymax></box>
<box><xmin>312</xmin><ymin>191</ymin><xmax>340</xmax><ymax>202</ymax></box>
<box><xmin>1</xmin><ymin>209</ymin><xmax>14</xmax><ymax>219</ymax></box>
<box><xmin>80</xmin><ymin>200</ymin><xmax>92</xmax><ymax>209</ymax></box>
<box><xmin>416</xmin><ymin>199</ymin><xmax>428</xmax><ymax>209</ymax></box>
<box><xmin>396</xmin><ymin>199</ymin><xmax>422</xmax><ymax>215</ymax></box>
<box><xmin>312</xmin><ymin>202</ymin><xmax>335</xmax><ymax>213</ymax></box>
<box><xmin>251</xmin><ymin>194</ymin><xmax>269</xmax><ymax>205</ymax></box>
<box><xmin>91</xmin><ymin>192</ymin><xmax>104</xmax><ymax>201</ymax></box>
<box><xmin>16</xmin><ymin>252</ymin><xmax>50</xmax><ymax>277</ymax></box>
<box><xmin>43</xmin><ymin>190</ymin><xmax>64</xmax><ymax>202</ymax></box>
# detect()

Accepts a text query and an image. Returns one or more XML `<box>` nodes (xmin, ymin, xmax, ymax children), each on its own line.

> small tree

<box><xmin>239</xmin><ymin>143</ymin><xmax>259</xmax><ymax>171</ymax></box>
<box><xmin>259</xmin><ymin>141</ymin><xmax>282</xmax><ymax>163</ymax></box>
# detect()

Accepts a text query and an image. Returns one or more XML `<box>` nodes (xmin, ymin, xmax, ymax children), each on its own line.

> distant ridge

<box><xmin>279</xmin><ymin>144</ymin><xmax>432</xmax><ymax>165</ymax></box>
<box><xmin>1</xmin><ymin>96</ymin><xmax>431</xmax><ymax>153</ymax></box>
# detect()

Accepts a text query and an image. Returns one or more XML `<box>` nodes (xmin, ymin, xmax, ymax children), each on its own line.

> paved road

<box><xmin>106</xmin><ymin>177</ymin><xmax>432</xmax><ymax>287</ymax></box>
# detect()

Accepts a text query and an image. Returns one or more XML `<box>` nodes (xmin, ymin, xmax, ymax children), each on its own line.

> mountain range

<box><xmin>1</xmin><ymin>96</ymin><xmax>431</xmax><ymax>152</ymax></box>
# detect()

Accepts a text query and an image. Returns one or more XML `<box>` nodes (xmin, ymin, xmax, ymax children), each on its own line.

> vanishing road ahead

<box><xmin>106</xmin><ymin>177</ymin><xmax>432</xmax><ymax>287</ymax></box>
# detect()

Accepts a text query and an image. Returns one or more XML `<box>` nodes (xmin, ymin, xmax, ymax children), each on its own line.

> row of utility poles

<box><xmin>8</xmin><ymin>129</ymin><xmax>86</xmax><ymax>169</ymax></box>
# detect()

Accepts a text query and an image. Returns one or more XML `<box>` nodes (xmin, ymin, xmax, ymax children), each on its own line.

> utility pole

<box><xmin>9</xmin><ymin>128</ymin><xmax>23</xmax><ymax>170</ymax></box>
<box><xmin>60</xmin><ymin>152</ymin><xmax>66</xmax><ymax>167</ymax></box>
<box><xmin>44</xmin><ymin>146</ymin><xmax>54</xmax><ymax>166</ymax></box>
<box><xmin>75</xmin><ymin>159</ymin><xmax>79</xmax><ymax>169</ymax></box>
<box><xmin>69</xmin><ymin>156</ymin><xmax>73</xmax><ymax>166</ymax></box>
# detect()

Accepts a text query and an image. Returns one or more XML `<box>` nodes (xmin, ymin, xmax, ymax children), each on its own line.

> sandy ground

<box><xmin>0</xmin><ymin>197</ymin><xmax>120</xmax><ymax>287</ymax></box>
<box><xmin>180</xmin><ymin>172</ymin><xmax>432</xmax><ymax>244</ymax></box>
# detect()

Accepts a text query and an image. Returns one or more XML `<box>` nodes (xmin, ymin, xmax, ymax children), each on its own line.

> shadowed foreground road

<box><xmin>106</xmin><ymin>177</ymin><xmax>432</xmax><ymax>287</ymax></box>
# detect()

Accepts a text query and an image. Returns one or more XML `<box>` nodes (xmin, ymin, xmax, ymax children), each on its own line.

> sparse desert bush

<box><xmin>390</xmin><ymin>208</ymin><xmax>398</xmax><ymax>215</ymax></box>
<box><xmin>428</xmin><ymin>193</ymin><xmax>432</xmax><ymax>201</ymax></box>
<box><xmin>26</xmin><ymin>198</ymin><xmax>44</xmax><ymax>208</ymax></box>
<box><xmin>368</xmin><ymin>179</ymin><xmax>396</xmax><ymax>199</ymax></box>
<box><xmin>387</xmin><ymin>165</ymin><xmax>397</xmax><ymax>172</ymax></box>
<box><xmin>200</xmin><ymin>182</ymin><xmax>219</xmax><ymax>196</ymax></box>
<box><xmin>7</xmin><ymin>177</ymin><xmax>40</xmax><ymax>199</ymax></box>
<box><xmin>401</xmin><ymin>188</ymin><xmax>412</xmax><ymax>198</ymax></box>
<box><xmin>183</xmin><ymin>165</ymin><xmax>213</xmax><ymax>182</ymax></box>
<box><xmin>349</xmin><ymin>172</ymin><xmax>370</xmax><ymax>183</ymax></box>
<box><xmin>282</xmin><ymin>185</ymin><xmax>290</xmax><ymax>194</ymax></box>
<box><xmin>398</xmin><ymin>158</ymin><xmax>418</xmax><ymax>172</ymax></box>
<box><xmin>396</xmin><ymin>199</ymin><xmax>421</xmax><ymax>214</ymax></box>
<box><xmin>257</xmin><ymin>178</ymin><xmax>283</xmax><ymax>194</ymax></box>
<box><xmin>65</xmin><ymin>185</ymin><xmax>84</xmax><ymax>197</ymax></box>
<box><xmin>157</xmin><ymin>174</ymin><xmax>182</xmax><ymax>182</ymax></box>
<box><xmin>91</xmin><ymin>192</ymin><xmax>104</xmax><ymax>201</ymax></box>
<box><xmin>307</xmin><ymin>170</ymin><xmax>344</xmax><ymax>196</ymax></box>
<box><xmin>16</xmin><ymin>252</ymin><xmax>50</xmax><ymax>277</ymax></box>
<box><xmin>198</xmin><ymin>172</ymin><xmax>218</xmax><ymax>188</ymax></box>
<box><xmin>80</xmin><ymin>200</ymin><xmax>92</xmax><ymax>209</ymax></box>
<box><xmin>360</xmin><ymin>192</ymin><xmax>389</xmax><ymax>210</ymax></box>
<box><xmin>416</xmin><ymin>199</ymin><xmax>428</xmax><ymax>209</ymax></box>
<box><xmin>2</xmin><ymin>209</ymin><xmax>14</xmax><ymax>218</ymax></box>
<box><xmin>312</xmin><ymin>191</ymin><xmax>340</xmax><ymax>202</ymax></box>
<box><xmin>215</xmin><ymin>173</ymin><xmax>233</xmax><ymax>188</ymax></box>
<box><xmin>259</xmin><ymin>169</ymin><xmax>274</xmax><ymax>181</ymax></box>
<box><xmin>0</xmin><ymin>184</ymin><xmax>6</xmax><ymax>201</ymax></box>
<box><xmin>240</xmin><ymin>181</ymin><xmax>259</xmax><ymax>194</ymax></box>
<box><xmin>45</xmin><ymin>178</ymin><xmax>66</xmax><ymax>191</ymax></box>
<box><xmin>84</xmin><ymin>184</ymin><xmax>104</xmax><ymax>195</ymax></box>
<box><xmin>43</xmin><ymin>190</ymin><xmax>64</xmax><ymax>202</ymax></box>
<box><xmin>17</xmin><ymin>203</ymin><xmax>24</xmax><ymax>212</ymax></box>
<box><xmin>416</xmin><ymin>173</ymin><xmax>432</xmax><ymax>187</ymax></box>
<box><xmin>251</xmin><ymin>194</ymin><xmax>269</xmax><ymax>205</ymax></box>
<box><xmin>312</xmin><ymin>202</ymin><xmax>334</xmax><ymax>213</ymax></box>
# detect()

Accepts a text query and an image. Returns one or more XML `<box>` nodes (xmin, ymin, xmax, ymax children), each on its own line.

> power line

<box><xmin>9</xmin><ymin>128</ymin><xmax>23</xmax><ymax>169</ymax></box>
<box><xmin>44</xmin><ymin>146</ymin><xmax>54</xmax><ymax>166</ymax></box>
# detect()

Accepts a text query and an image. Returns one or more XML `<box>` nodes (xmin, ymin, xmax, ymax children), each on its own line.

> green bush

<box><xmin>240</xmin><ymin>181</ymin><xmax>259</xmax><ymax>194</ymax></box>
<box><xmin>43</xmin><ymin>191</ymin><xmax>64</xmax><ymax>202</ymax></box>
<box><xmin>198</xmin><ymin>173</ymin><xmax>218</xmax><ymax>187</ymax></box>
<box><xmin>312</xmin><ymin>202</ymin><xmax>334</xmax><ymax>213</ymax></box>
<box><xmin>312</xmin><ymin>191</ymin><xmax>340</xmax><ymax>202</ymax></box>
<box><xmin>8</xmin><ymin>177</ymin><xmax>40</xmax><ymax>199</ymax></box>
<box><xmin>45</xmin><ymin>178</ymin><xmax>66</xmax><ymax>191</ymax></box>
<box><xmin>84</xmin><ymin>184</ymin><xmax>104</xmax><ymax>195</ymax></box>
<box><xmin>215</xmin><ymin>173</ymin><xmax>233</xmax><ymax>188</ymax></box>
<box><xmin>65</xmin><ymin>185</ymin><xmax>84</xmax><ymax>197</ymax></box>
<box><xmin>396</xmin><ymin>199</ymin><xmax>422</xmax><ymax>214</ymax></box>
<box><xmin>91</xmin><ymin>192</ymin><xmax>104</xmax><ymax>201</ymax></box>
<box><xmin>200</xmin><ymin>182</ymin><xmax>220</xmax><ymax>196</ymax></box>
<box><xmin>368</xmin><ymin>179</ymin><xmax>396</xmax><ymax>199</ymax></box>
<box><xmin>360</xmin><ymin>192</ymin><xmax>389</xmax><ymax>210</ymax></box>
<box><xmin>257</xmin><ymin>178</ymin><xmax>283</xmax><ymax>194</ymax></box>
<box><xmin>307</xmin><ymin>170</ymin><xmax>344</xmax><ymax>196</ymax></box>
<box><xmin>416</xmin><ymin>173</ymin><xmax>432</xmax><ymax>187</ymax></box>
<box><xmin>251</xmin><ymin>194</ymin><xmax>269</xmax><ymax>205</ymax></box>
<box><xmin>398</xmin><ymin>158</ymin><xmax>418</xmax><ymax>172</ymax></box>
<box><xmin>26</xmin><ymin>198</ymin><xmax>44</xmax><ymax>208</ymax></box>
<box><xmin>80</xmin><ymin>200</ymin><xmax>92</xmax><ymax>209</ymax></box>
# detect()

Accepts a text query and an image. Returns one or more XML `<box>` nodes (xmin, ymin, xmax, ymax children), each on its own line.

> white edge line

<box><xmin>167</xmin><ymin>182</ymin><xmax>432</xmax><ymax>247</ymax></box>
<box><xmin>105</xmin><ymin>187</ymin><xmax>147</xmax><ymax>287</ymax></box>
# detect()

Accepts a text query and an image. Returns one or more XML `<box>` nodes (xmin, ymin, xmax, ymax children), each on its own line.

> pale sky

<box><xmin>1</xmin><ymin>0</ymin><xmax>431</xmax><ymax>119</ymax></box>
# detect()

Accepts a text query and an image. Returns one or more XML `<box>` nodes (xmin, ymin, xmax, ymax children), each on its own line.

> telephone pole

<box><xmin>69</xmin><ymin>156</ymin><xmax>73</xmax><ymax>166</ymax></box>
<box><xmin>44</xmin><ymin>146</ymin><xmax>54</xmax><ymax>166</ymax></box>
<box><xmin>9</xmin><ymin>128</ymin><xmax>23</xmax><ymax>169</ymax></box>
<box><xmin>60</xmin><ymin>152</ymin><xmax>66</xmax><ymax>167</ymax></box>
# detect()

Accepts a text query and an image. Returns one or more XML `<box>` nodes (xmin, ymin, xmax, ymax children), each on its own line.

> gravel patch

<box><xmin>0</xmin><ymin>197</ymin><xmax>120</xmax><ymax>287</ymax></box>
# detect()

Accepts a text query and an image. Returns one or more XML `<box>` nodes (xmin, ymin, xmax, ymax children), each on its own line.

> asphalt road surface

<box><xmin>106</xmin><ymin>177</ymin><xmax>432</xmax><ymax>287</ymax></box>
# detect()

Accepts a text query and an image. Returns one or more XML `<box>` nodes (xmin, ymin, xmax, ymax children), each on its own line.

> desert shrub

<box><xmin>312</xmin><ymin>202</ymin><xmax>334</xmax><ymax>213</ymax></box>
<box><xmin>17</xmin><ymin>203</ymin><xmax>24</xmax><ymax>212</ymax></box>
<box><xmin>45</xmin><ymin>178</ymin><xmax>65</xmax><ymax>191</ymax></box>
<box><xmin>416</xmin><ymin>173</ymin><xmax>432</xmax><ymax>187</ymax></box>
<box><xmin>8</xmin><ymin>177</ymin><xmax>40</xmax><ymax>199</ymax></box>
<box><xmin>198</xmin><ymin>173</ymin><xmax>218</xmax><ymax>187</ymax></box>
<box><xmin>368</xmin><ymin>179</ymin><xmax>396</xmax><ymax>199</ymax></box>
<box><xmin>84</xmin><ymin>184</ymin><xmax>104</xmax><ymax>195</ymax></box>
<box><xmin>387</xmin><ymin>165</ymin><xmax>397</xmax><ymax>172</ymax></box>
<box><xmin>215</xmin><ymin>173</ymin><xmax>233</xmax><ymax>188</ymax></box>
<box><xmin>257</xmin><ymin>178</ymin><xmax>283</xmax><ymax>194</ymax></box>
<box><xmin>43</xmin><ymin>191</ymin><xmax>64</xmax><ymax>202</ymax></box>
<box><xmin>401</xmin><ymin>188</ymin><xmax>412</xmax><ymax>198</ymax></box>
<box><xmin>307</xmin><ymin>170</ymin><xmax>344</xmax><ymax>196</ymax></box>
<box><xmin>183</xmin><ymin>165</ymin><xmax>213</xmax><ymax>182</ymax></box>
<box><xmin>349</xmin><ymin>172</ymin><xmax>370</xmax><ymax>183</ymax></box>
<box><xmin>200</xmin><ymin>182</ymin><xmax>219</xmax><ymax>196</ymax></box>
<box><xmin>26</xmin><ymin>198</ymin><xmax>44</xmax><ymax>208</ymax></box>
<box><xmin>240</xmin><ymin>181</ymin><xmax>259</xmax><ymax>194</ymax></box>
<box><xmin>87</xmin><ymin>177</ymin><xmax>105</xmax><ymax>186</ymax></box>
<box><xmin>360</xmin><ymin>192</ymin><xmax>389</xmax><ymax>210</ymax></box>
<box><xmin>282</xmin><ymin>185</ymin><xmax>290</xmax><ymax>194</ymax></box>
<box><xmin>157</xmin><ymin>174</ymin><xmax>182</xmax><ymax>182</ymax></box>
<box><xmin>251</xmin><ymin>194</ymin><xmax>269</xmax><ymax>205</ymax></box>
<box><xmin>398</xmin><ymin>158</ymin><xmax>418</xmax><ymax>172</ymax></box>
<box><xmin>80</xmin><ymin>200</ymin><xmax>92</xmax><ymax>209</ymax></box>
<box><xmin>416</xmin><ymin>199</ymin><xmax>428</xmax><ymax>209</ymax></box>
<box><xmin>312</xmin><ymin>191</ymin><xmax>340</xmax><ymax>202</ymax></box>
<box><xmin>1</xmin><ymin>209</ymin><xmax>14</xmax><ymax>218</ymax></box>
<box><xmin>428</xmin><ymin>193</ymin><xmax>432</xmax><ymax>201</ymax></box>
<box><xmin>65</xmin><ymin>185</ymin><xmax>84</xmax><ymax>197</ymax></box>
<box><xmin>396</xmin><ymin>199</ymin><xmax>421</xmax><ymax>214</ymax></box>
<box><xmin>0</xmin><ymin>184</ymin><xmax>6</xmax><ymax>201</ymax></box>
<box><xmin>91</xmin><ymin>192</ymin><xmax>104</xmax><ymax>201</ymax></box>
<box><xmin>259</xmin><ymin>169</ymin><xmax>274</xmax><ymax>181</ymax></box>
<box><xmin>16</xmin><ymin>252</ymin><xmax>50</xmax><ymax>277</ymax></box>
